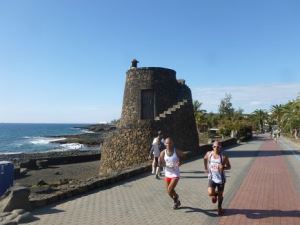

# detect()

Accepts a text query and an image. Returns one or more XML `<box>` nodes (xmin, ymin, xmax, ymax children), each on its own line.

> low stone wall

<box><xmin>99</xmin><ymin>126</ymin><xmax>154</xmax><ymax>176</ymax></box>
<box><xmin>199</xmin><ymin>138</ymin><xmax>237</xmax><ymax>154</ymax></box>
<box><xmin>29</xmin><ymin>162</ymin><xmax>152</xmax><ymax>208</ymax></box>
<box><xmin>29</xmin><ymin>138</ymin><xmax>238</xmax><ymax>209</ymax></box>
<box><xmin>20</xmin><ymin>153</ymin><xmax>100</xmax><ymax>170</ymax></box>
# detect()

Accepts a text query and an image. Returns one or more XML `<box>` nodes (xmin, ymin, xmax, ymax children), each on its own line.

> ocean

<box><xmin>0</xmin><ymin>123</ymin><xmax>95</xmax><ymax>154</ymax></box>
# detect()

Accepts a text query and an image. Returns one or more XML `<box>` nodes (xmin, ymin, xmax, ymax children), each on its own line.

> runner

<box><xmin>204</xmin><ymin>140</ymin><xmax>231</xmax><ymax>216</ymax></box>
<box><xmin>159</xmin><ymin>137</ymin><xmax>185</xmax><ymax>209</ymax></box>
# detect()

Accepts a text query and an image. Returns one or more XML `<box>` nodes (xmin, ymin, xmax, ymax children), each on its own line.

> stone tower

<box><xmin>100</xmin><ymin>61</ymin><xmax>199</xmax><ymax>175</ymax></box>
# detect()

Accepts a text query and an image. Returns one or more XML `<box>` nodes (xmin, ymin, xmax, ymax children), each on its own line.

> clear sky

<box><xmin>1</xmin><ymin>0</ymin><xmax>300</xmax><ymax>123</ymax></box>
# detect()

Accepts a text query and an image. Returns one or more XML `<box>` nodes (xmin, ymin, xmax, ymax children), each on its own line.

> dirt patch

<box><xmin>15</xmin><ymin>161</ymin><xmax>100</xmax><ymax>187</ymax></box>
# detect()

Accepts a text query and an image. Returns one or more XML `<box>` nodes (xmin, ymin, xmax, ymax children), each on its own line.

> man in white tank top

<box><xmin>204</xmin><ymin>141</ymin><xmax>231</xmax><ymax>216</ymax></box>
<box><xmin>158</xmin><ymin>137</ymin><xmax>185</xmax><ymax>209</ymax></box>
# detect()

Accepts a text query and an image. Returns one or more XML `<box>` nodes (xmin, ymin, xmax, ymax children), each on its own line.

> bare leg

<box><xmin>155</xmin><ymin>166</ymin><xmax>160</xmax><ymax>176</ymax></box>
<box><xmin>208</xmin><ymin>187</ymin><xmax>217</xmax><ymax>203</ymax></box>
<box><xmin>165</xmin><ymin>178</ymin><xmax>181</xmax><ymax>209</ymax></box>
<box><xmin>218</xmin><ymin>191</ymin><xmax>224</xmax><ymax>215</ymax></box>
<box><xmin>152</xmin><ymin>159</ymin><xmax>155</xmax><ymax>174</ymax></box>
<box><xmin>152</xmin><ymin>158</ymin><xmax>158</xmax><ymax>174</ymax></box>
<box><xmin>208</xmin><ymin>187</ymin><xmax>217</xmax><ymax>197</ymax></box>
<box><xmin>166</xmin><ymin>178</ymin><xmax>179</xmax><ymax>199</ymax></box>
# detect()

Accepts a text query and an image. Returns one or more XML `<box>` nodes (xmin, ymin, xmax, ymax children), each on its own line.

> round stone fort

<box><xmin>100</xmin><ymin>60</ymin><xmax>199</xmax><ymax>175</ymax></box>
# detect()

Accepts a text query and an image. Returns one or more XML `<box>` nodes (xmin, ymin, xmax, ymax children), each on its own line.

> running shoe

<box><xmin>173</xmin><ymin>200</ymin><xmax>181</xmax><ymax>209</ymax></box>
<box><xmin>218</xmin><ymin>208</ymin><xmax>224</xmax><ymax>216</ymax></box>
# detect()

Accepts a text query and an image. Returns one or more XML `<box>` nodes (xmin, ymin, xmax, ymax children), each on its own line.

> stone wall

<box><xmin>100</xmin><ymin>122</ymin><xmax>154</xmax><ymax>175</ymax></box>
<box><xmin>119</xmin><ymin>67</ymin><xmax>178</xmax><ymax>128</ymax></box>
<box><xmin>155</xmin><ymin>101</ymin><xmax>198</xmax><ymax>152</ymax></box>
<box><xmin>100</xmin><ymin>64</ymin><xmax>199</xmax><ymax>176</ymax></box>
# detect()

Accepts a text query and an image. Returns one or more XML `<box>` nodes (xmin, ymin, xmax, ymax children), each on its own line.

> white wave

<box><xmin>61</xmin><ymin>143</ymin><xmax>84</xmax><ymax>150</ymax></box>
<box><xmin>0</xmin><ymin>152</ymin><xmax>23</xmax><ymax>155</ymax></box>
<box><xmin>81</xmin><ymin>130</ymin><xmax>95</xmax><ymax>134</ymax></box>
<box><xmin>23</xmin><ymin>136</ymin><xmax>31</xmax><ymax>139</ymax></box>
<box><xmin>30</xmin><ymin>137</ymin><xmax>66</xmax><ymax>145</ymax></box>
<box><xmin>44</xmin><ymin>148</ymin><xmax>69</xmax><ymax>153</ymax></box>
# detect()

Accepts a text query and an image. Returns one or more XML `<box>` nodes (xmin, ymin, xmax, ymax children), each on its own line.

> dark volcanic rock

<box><xmin>75</xmin><ymin>124</ymin><xmax>117</xmax><ymax>132</ymax></box>
<box><xmin>37</xmin><ymin>180</ymin><xmax>48</xmax><ymax>186</ymax></box>
<box><xmin>0</xmin><ymin>186</ymin><xmax>31</xmax><ymax>212</ymax></box>
<box><xmin>51</xmin><ymin>124</ymin><xmax>116</xmax><ymax>146</ymax></box>
<box><xmin>36</xmin><ymin>160</ymin><xmax>48</xmax><ymax>169</ymax></box>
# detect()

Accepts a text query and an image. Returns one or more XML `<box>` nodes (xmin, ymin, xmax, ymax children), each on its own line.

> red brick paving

<box><xmin>218</xmin><ymin>138</ymin><xmax>300</xmax><ymax>225</ymax></box>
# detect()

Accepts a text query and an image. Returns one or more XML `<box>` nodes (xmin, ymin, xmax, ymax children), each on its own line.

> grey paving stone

<box><xmin>26</xmin><ymin>136</ymin><xmax>268</xmax><ymax>225</ymax></box>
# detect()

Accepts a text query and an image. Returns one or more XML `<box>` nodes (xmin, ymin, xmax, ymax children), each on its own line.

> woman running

<box><xmin>159</xmin><ymin>137</ymin><xmax>185</xmax><ymax>209</ymax></box>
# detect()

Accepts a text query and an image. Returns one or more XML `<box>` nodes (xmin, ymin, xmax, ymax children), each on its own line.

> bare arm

<box><xmin>175</xmin><ymin>149</ymin><xmax>185</xmax><ymax>159</ymax></box>
<box><xmin>158</xmin><ymin>150</ymin><xmax>166</xmax><ymax>167</ymax></box>
<box><xmin>203</xmin><ymin>151</ymin><xmax>210</xmax><ymax>172</ymax></box>
<box><xmin>175</xmin><ymin>149</ymin><xmax>185</xmax><ymax>166</ymax></box>
<box><xmin>223</xmin><ymin>155</ymin><xmax>231</xmax><ymax>170</ymax></box>
<box><xmin>148</xmin><ymin>145</ymin><xmax>154</xmax><ymax>159</ymax></box>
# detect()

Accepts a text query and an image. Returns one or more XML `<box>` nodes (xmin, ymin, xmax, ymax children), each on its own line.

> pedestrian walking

<box><xmin>149</xmin><ymin>137</ymin><xmax>164</xmax><ymax>179</ymax></box>
<box><xmin>149</xmin><ymin>131</ymin><xmax>165</xmax><ymax>177</ymax></box>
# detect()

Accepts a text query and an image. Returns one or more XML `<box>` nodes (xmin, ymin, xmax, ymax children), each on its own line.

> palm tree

<box><xmin>251</xmin><ymin>109</ymin><xmax>269</xmax><ymax>133</ymax></box>
<box><xmin>193</xmin><ymin>100</ymin><xmax>207</xmax><ymax>132</ymax></box>
<box><xmin>270</xmin><ymin>104</ymin><xmax>284</xmax><ymax>128</ymax></box>
<box><xmin>281</xmin><ymin>100</ymin><xmax>300</xmax><ymax>138</ymax></box>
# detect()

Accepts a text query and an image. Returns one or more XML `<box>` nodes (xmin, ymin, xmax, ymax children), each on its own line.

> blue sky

<box><xmin>0</xmin><ymin>0</ymin><xmax>300</xmax><ymax>123</ymax></box>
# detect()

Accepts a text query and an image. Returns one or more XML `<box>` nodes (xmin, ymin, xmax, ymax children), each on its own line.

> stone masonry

<box><xmin>100</xmin><ymin>61</ymin><xmax>199</xmax><ymax>175</ymax></box>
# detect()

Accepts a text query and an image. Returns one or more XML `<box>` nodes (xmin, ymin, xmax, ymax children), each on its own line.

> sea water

<box><xmin>0</xmin><ymin>123</ymin><xmax>93</xmax><ymax>154</ymax></box>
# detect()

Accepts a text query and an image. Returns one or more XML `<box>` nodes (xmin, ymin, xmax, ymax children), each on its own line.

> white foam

<box><xmin>44</xmin><ymin>148</ymin><xmax>69</xmax><ymax>153</ymax></box>
<box><xmin>30</xmin><ymin>137</ymin><xmax>66</xmax><ymax>145</ymax></box>
<box><xmin>61</xmin><ymin>143</ymin><xmax>84</xmax><ymax>150</ymax></box>
<box><xmin>81</xmin><ymin>130</ymin><xmax>95</xmax><ymax>134</ymax></box>
<box><xmin>0</xmin><ymin>152</ymin><xmax>23</xmax><ymax>155</ymax></box>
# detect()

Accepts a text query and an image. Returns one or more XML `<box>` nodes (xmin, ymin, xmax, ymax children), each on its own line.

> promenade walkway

<box><xmin>25</xmin><ymin>135</ymin><xmax>300</xmax><ymax>225</ymax></box>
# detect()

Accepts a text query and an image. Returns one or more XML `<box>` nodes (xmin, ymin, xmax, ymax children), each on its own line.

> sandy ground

<box><xmin>15</xmin><ymin>160</ymin><xmax>100</xmax><ymax>187</ymax></box>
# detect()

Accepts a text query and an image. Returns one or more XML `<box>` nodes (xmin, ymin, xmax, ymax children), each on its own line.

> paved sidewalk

<box><xmin>24</xmin><ymin>135</ymin><xmax>300</xmax><ymax>225</ymax></box>
<box><xmin>218</xmin><ymin>137</ymin><xmax>300</xmax><ymax>225</ymax></box>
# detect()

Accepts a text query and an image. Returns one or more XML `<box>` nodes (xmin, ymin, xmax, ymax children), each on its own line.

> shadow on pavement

<box><xmin>225</xmin><ymin>150</ymin><xmax>300</xmax><ymax>158</ymax></box>
<box><xmin>180</xmin><ymin>170</ymin><xmax>207</xmax><ymax>179</ymax></box>
<box><xmin>179</xmin><ymin>206</ymin><xmax>218</xmax><ymax>217</ymax></box>
<box><xmin>21</xmin><ymin>208</ymin><xmax>65</xmax><ymax>224</ymax></box>
<box><xmin>223</xmin><ymin>208</ymin><xmax>300</xmax><ymax>218</ymax></box>
<box><xmin>33</xmin><ymin>208</ymin><xmax>65</xmax><ymax>216</ymax></box>
<box><xmin>180</xmin><ymin>170</ymin><xmax>205</xmax><ymax>174</ymax></box>
<box><xmin>20</xmin><ymin>216</ymin><xmax>40</xmax><ymax>224</ymax></box>
<box><xmin>180</xmin><ymin>175</ymin><xmax>207</xmax><ymax>179</ymax></box>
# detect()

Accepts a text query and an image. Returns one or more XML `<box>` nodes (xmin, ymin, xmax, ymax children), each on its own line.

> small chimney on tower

<box><xmin>131</xmin><ymin>59</ymin><xmax>139</xmax><ymax>68</ymax></box>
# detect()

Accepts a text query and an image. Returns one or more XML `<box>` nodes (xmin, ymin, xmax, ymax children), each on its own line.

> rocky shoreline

<box><xmin>50</xmin><ymin>123</ymin><xmax>116</xmax><ymax>146</ymax></box>
<box><xmin>0</xmin><ymin>123</ymin><xmax>116</xmax><ymax>164</ymax></box>
<box><xmin>0</xmin><ymin>123</ymin><xmax>119</xmax><ymax>206</ymax></box>
<box><xmin>50</xmin><ymin>124</ymin><xmax>116</xmax><ymax>147</ymax></box>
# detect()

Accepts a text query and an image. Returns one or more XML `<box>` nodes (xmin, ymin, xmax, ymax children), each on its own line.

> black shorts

<box><xmin>208</xmin><ymin>179</ymin><xmax>225</xmax><ymax>192</ymax></box>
